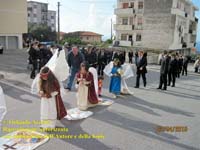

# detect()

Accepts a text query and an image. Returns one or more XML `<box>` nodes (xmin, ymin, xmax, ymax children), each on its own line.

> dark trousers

<box><xmin>195</xmin><ymin>67</ymin><xmax>198</xmax><ymax>73</ymax></box>
<box><xmin>182</xmin><ymin>65</ymin><xmax>187</xmax><ymax>76</ymax></box>
<box><xmin>129</xmin><ymin>57</ymin><xmax>133</xmax><ymax>64</ymax></box>
<box><xmin>177</xmin><ymin>66</ymin><xmax>182</xmax><ymax>78</ymax></box>
<box><xmin>98</xmin><ymin>64</ymin><xmax>105</xmax><ymax>76</ymax></box>
<box><xmin>159</xmin><ymin>74</ymin><xmax>167</xmax><ymax>89</ymax></box>
<box><xmin>168</xmin><ymin>71</ymin><xmax>172</xmax><ymax>85</ymax></box>
<box><xmin>136</xmin><ymin>73</ymin><xmax>146</xmax><ymax>87</ymax></box>
<box><xmin>171</xmin><ymin>73</ymin><xmax>176</xmax><ymax>86</ymax></box>
<box><xmin>30</xmin><ymin>60</ymin><xmax>37</xmax><ymax>79</ymax></box>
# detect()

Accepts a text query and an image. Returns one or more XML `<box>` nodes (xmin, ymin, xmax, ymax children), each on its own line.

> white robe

<box><xmin>40</xmin><ymin>92</ymin><xmax>58</xmax><ymax>128</ymax></box>
<box><xmin>0</xmin><ymin>86</ymin><xmax>6</xmax><ymax>130</ymax></box>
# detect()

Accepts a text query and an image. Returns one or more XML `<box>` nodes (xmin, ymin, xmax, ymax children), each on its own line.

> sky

<box><xmin>28</xmin><ymin>0</ymin><xmax>200</xmax><ymax>41</ymax></box>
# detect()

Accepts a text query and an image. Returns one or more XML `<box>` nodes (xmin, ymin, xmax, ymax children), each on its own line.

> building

<box><xmin>64</xmin><ymin>31</ymin><xmax>103</xmax><ymax>43</ymax></box>
<box><xmin>0</xmin><ymin>0</ymin><xmax>27</xmax><ymax>49</ymax></box>
<box><xmin>27</xmin><ymin>1</ymin><xmax>56</xmax><ymax>31</ymax></box>
<box><xmin>114</xmin><ymin>0</ymin><xmax>199</xmax><ymax>54</ymax></box>
<box><xmin>47</xmin><ymin>10</ymin><xmax>56</xmax><ymax>31</ymax></box>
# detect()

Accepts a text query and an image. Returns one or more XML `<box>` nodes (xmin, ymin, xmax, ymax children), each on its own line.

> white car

<box><xmin>0</xmin><ymin>44</ymin><xmax>3</xmax><ymax>54</ymax></box>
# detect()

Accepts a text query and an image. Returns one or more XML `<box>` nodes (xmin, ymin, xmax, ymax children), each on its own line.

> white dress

<box><xmin>0</xmin><ymin>86</ymin><xmax>6</xmax><ymax>130</ymax></box>
<box><xmin>77</xmin><ymin>80</ymin><xmax>89</xmax><ymax>111</ymax></box>
<box><xmin>40</xmin><ymin>92</ymin><xmax>58</xmax><ymax>128</ymax></box>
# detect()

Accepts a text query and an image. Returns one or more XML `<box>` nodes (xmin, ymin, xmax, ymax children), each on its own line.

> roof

<box><xmin>28</xmin><ymin>1</ymin><xmax>48</xmax><ymax>5</ymax></box>
<box><xmin>67</xmin><ymin>31</ymin><xmax>103</xmax><ymax>36</ymax></box>
<box><xmin>60</xmin><ymin>32</ymin><xmax>67</xmax><ymax>36</ymax></box>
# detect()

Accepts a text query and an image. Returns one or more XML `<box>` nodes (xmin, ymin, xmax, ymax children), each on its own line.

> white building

<box><xmin>27</xmin><ymin>1</ymin><xmax>56</xmax><ymax>31</ymax></box>
<box><xmin>47</xmin><ymin>10</ymin><xmax>56</xmax><ymax>31</ymax></box>
<box><xmin>114</xmin><ymin>0</ymin><xmax>198</xmax><ymax>54</ymax></box>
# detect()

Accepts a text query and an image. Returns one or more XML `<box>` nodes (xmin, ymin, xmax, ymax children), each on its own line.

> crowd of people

<box><xmin>157</xmin><ymin>50</ymin><xmax>190</xmax><ymax>90</ymax></box>
<box><xmin>28</xmin><ymin>41</ymin><xmax>199</xmax><ymax>128</ymax></box>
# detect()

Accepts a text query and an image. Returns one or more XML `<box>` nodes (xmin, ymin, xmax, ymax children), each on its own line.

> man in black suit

<box><xmin>182</xmin><ymin>56</ymin><xmax>189</xmax><ymax>76</ymax></box>
<box><xmin>135</xmin><ymin>50</ymin><xmax>147</xmax><ymax>88</ymax></box>
<box><xmin>157</xmin><ymin>50</ymin><xmax>170</xmax><ymax>90</ymax></box>
<box><xmin>168</xmin><ymin>53</ymin><xmax>178</xmax><ymax>87</ymax></box>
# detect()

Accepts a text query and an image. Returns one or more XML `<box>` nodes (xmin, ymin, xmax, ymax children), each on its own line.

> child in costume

<box><xmin>76</xmin><ymin>62</ymin><xmax>99</xmax><ymax>110</ymax></box>
<box><xmin>109</xmin><ymin>59</ymin><xmax>123</xmax><ymax>98</ymax></box>
<box><xmin>98</xmin><ymin>76</ymin><xmax>104</xmax><ymax>97</ymax></box>
<box><xmin>39</xmin><ymin>67</ymin><xmax>67</xmax><ymax>128</ymax></box>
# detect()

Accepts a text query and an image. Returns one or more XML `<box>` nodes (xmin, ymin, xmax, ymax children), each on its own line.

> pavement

<box><xmin>0</xmin><ymin>49</ymin><xmax>200</xmax><ymax>150</ymax></box>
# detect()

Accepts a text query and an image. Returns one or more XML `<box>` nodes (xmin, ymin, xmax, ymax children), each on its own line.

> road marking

<box><xmin>0</xmin><ymin>80</ymin><xmax>31</xmax><ymax>93</ymax></box>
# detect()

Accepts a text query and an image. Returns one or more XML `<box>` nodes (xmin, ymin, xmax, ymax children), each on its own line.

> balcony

<box><xmin>114</xmin><ymin>8</ymin><xmax>136</xmax><ymax>16</ymax></box>
<box><xmin>118</xmin><ymin>40</ymin><xmax>132</xmax><ymax>47</ymax></box>
<box><xmin>195</xmin><ymin>17</ymin><xmax>198</xmax><ymax>22</ymax></box>
<box><xmin>114</xmin><ymin>24</ymin><xmax>134</xmax><ymax>31</ymax></box>
<box><xmin>192</xmin><ymin>30</ymin><xmax>197</xmax><ymax>35</ymax></box>
<box><xmin>171</xmin><ymin>8</ymin><xmax>185</xmax><ymax>17</ymax></box>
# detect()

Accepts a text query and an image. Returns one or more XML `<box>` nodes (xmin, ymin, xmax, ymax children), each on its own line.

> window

<box><xmin>136</xmin><ymin>34</ymin><xmax>142</xmax><ymax>41</ymax></box>
<box><xmin>122</xmin><ymin>18</ymin><xmax>128</xmax><ymax>25</ymax></box>
<box><xmin>87</xmin><ymin>37</ymin><xmax>89</xmax><ymax>40</ymax></box>
<box><xmin>51</xmin><ymin>16</ymin><xmax>54</xmax><ymax>19</ymax></box>
<box><xmin>34</xmin><ymin>4</ymin><xmax>37</xmax><ymax>9</ymax></box>
<box><xmin>121</xmin><ymin>34</ymin><xmax>127</xmax><ymax>41</ymax></box>
<box><xmin>130</xmin><ymin>2</ymin><xmax>134</xmax><ymax>8</ymax></box>
<box><xmin>138</xmin><ymin>17</ymin><xmax>143</xmax><ymax>26</ymax></box>
<box><xmin>28</xmin><ymin>13</ymin><xmax>30</xmax><ymax>17</ymax></box>
<box><xmin>122</xmin><ymin>3</ymin><xmax>129</xmax><ymax>9</ymax></box>
<box><xmin>27</xmin><ymin>7</ymin><xmax>32</xmax><ymax>11</ymax></box>
<box><xmin>33</xmin><ymin>14</ymin><xmax>37</xmax><ymax>18</ymax></box>
<box><xmin>138</xmin><ymin>2</ymin><xmax>143</xmax><ymax>9</ymax></box>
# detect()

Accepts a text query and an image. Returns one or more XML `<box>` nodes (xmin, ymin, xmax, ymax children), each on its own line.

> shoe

<box><xmin>167</xmin><ymin>84</ymin><xmax>170</xmax><ymax>86</ymax></box>
<box><xmin>134</xmin><ymin>86</ymin><xmax>139</xmax><ymax>88</ymax></box>
<box><xmin>157</xmin><ymin>87</ymin><xmax>161</xmax><ymax>89</ymax></box>
<box><xmin>113</xmin><ymin>95</ymin><xmax>117</xmax><ymax>99</ymax></box>
<box><xmin>162</xmin><ymin>88</ymin><xmax>167</xmax><ymax>90</ymax></box>
<box><xmin>171</xmin><ymin>85</ymin><xmax>175</xmax><ymax>87</ymax></box>
<box><xmin>64</xmin><ymin>88</ymin><xmax>71</xmax><ymax>91</ymax></box>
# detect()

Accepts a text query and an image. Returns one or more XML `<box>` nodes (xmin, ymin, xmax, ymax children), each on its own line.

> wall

<box><xmin>0</xmin><ymin>0</ymin><xmax>27</xmax><ymax>34</ymax></box>
<box><xmin>142</xmin><ymin>0</ymin><xmax>174</xmax><ymax>49</ymax></box>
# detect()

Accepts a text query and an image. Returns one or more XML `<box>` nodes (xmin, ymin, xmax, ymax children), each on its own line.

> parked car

<box><xmin>0</xmin><ymin>44</ymin><xmax>3</xmax><ymax>54</ymax></box>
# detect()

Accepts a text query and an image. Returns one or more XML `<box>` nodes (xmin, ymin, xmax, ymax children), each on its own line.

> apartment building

<box><xmin>114</xmin><ymin>0</ymin><xmax>198</xmax><ymax>54</ymax></box>
<box><xmin>27</xmin><ymin>1</ymin><xmax>56</xmax><ymax>31</ymax></box>
<box><xmin>0</xmin><ymin>0</ymin><xmax>27</xmax><ymax>49</ymax></box>
<box><xmin>47</xmin><ymin>10</ymin><xmax>56</xmax><ymax>31</ymax></box>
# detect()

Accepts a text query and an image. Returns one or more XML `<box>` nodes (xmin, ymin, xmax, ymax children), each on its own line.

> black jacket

<box><xmin>160</xmin><ymin>55</ymin><xmax>170</xmax><ymax>74</ymax></box>
<box><xmin>169</xmin><ymin>58</ymin><xmax>178</xmax><ymax>73</ymax></box>
<box><xmin>29</xmin><ymin>47</ymin><xmax>39</xmax><ymax>61</ymax></box>
<box><xmin>136</xmin><ymin>56</ymin><xmax>147</xmax><ymax>74</ymax></box>
<box><xmin>67</xmin><ymin>51</ymin><xmax>84</xmax><ymax>70</ymax></box>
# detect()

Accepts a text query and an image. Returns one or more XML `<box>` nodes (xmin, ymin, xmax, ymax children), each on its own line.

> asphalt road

<box><xmin>0</xmin><ymin>49</ymin><xmax>200</xmax><ymax>150</ymax></box>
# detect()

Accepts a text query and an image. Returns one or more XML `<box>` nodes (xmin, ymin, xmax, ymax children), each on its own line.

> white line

<box><xmin>0</xmin><ymin>80</ymin><xmax>31</xmax><ymax>94</ymax></box>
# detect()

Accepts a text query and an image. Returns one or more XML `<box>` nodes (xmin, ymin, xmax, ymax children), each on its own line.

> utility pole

<box><xmin>57</xmin><ymin>2</ymin><xmax>60</xmax><ymax>44</ymax></box>
<box><xmin>111</xmin><ymin>18</ymin><xmax>113</xmax><ymax>40</ymax></box>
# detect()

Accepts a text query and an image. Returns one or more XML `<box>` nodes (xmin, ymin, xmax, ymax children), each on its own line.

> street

<box><xmin>0</xmin><ymin>49</ymin><xmax>200</xmax><ymax>150</ymax></box>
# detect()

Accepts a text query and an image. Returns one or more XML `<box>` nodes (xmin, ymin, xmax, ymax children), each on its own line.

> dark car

<box><xmin>0</xmin><ymin>44</ymin><xmax>3</xmax><ymax>54</ymax></box>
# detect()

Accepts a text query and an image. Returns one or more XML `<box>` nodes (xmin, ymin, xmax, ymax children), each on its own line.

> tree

<box><xmin>28</xmin><ymin>23</ymin><xmax>56</xmax><ymax>42</ymax></box>
<box><xmin>61</xmin><ymin>37</ymin><xmax>82</xmax><ymax>45</ymax></box>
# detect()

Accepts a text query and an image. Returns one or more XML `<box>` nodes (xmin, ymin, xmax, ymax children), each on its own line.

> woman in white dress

<box><xmin>38</xmin><ymin>67</ymin><xmax>67</xmax><ymax>128</ymax></box>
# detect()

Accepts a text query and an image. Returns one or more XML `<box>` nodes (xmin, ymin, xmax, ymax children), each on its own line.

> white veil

<box><xmin>104</xmin><ymin>62</ymin><xmax>134</xmax><ymax>94</ymax></box>
<box><xmin>0</xmin><ymin>86</ymin><xmax>7</xmax><ymax>130</ymax></box>
<box><xmin>31</xmin><ymin>49</ymin><xmax>69</xmax><ymax>95</ymax></box>
<box><xmin>88</xmin><ymin>67</ymin><xmax>98</xmax><ymax>98</ymax></box>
